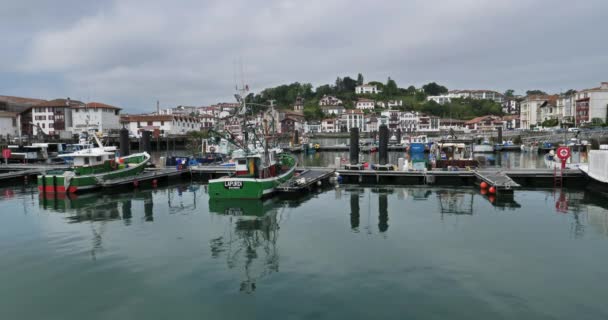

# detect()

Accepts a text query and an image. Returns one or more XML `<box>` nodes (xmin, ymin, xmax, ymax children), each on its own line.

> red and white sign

<box><xmin>2</xmin><ymin>149</ymin><xmax>11</xmax><ymax>159</ymax></box>
<box><xmin>556</xmin><ymin>147</ymin><xmax>571</xmax><ymax>160</ymax></box>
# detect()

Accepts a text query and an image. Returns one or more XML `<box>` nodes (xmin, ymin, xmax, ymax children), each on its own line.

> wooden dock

<box><xmin>0</xmin><ymin>163</ymin><xmax>70</xmax><ymax>171</ymax></box>
<box><xmin>474</xmin><ymin>170</ymin><xmax>521</xmax><ymax>192</ymax></box>
<box><xmin>276</xmin><ymin>168</ymin><xmax>336</xmax><ymax>193</ymax></box>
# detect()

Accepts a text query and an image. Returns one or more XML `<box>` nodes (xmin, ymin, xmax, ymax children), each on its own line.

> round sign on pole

<box><xmin>2</xmin><ymin>149</ymin><xmax>11</xmax><ymax>159</ymax></box>
<box><xmin>556</xmin><ymin>147</ymin><xmax>570</xmax><ymax>160</ymax></box>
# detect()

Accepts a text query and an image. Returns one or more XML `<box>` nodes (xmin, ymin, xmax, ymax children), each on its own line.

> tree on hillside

<box><xmin>368</xmin><ymin>81</ymin><xmax>385</xmax><ymax>92</ymax></box>
<box><xmin>563</xmin><ymin>89</ymin><xmax>577</xmax><ymax>96</ymax></box>
<box><xmin>405</xmin><ymin>85</ymin><xmax>417</xmax><ymax>95</ymax></box>
<box><xmin>526</xmin><ymin>90</ymin><xmax>547</xmax><ymax>96</ymax></box>
<box><xmin>504</xmin><ymin>89</ymin><xmax>515</xmax><ymax>97</ymax></box>
<box><xmin>342</xmin><ymin>77</ymin><xmax>358</xmax><ymax>92</ymax></box>
<box><xmin>357</xmin><ymin>73</ymin><xmax>364</xmax><ymax>86</ymax></box>
<box><xmin>385</xmin><ymin>77</ymin><xmax>398</xmax><ymax>97</ymax></box>
<box><xmin>422</xmin><ymin>82</ymin><xmax>448</xmax><ymax>96</ymax></box>
<box><xmin>316</xmin><ymin>84</ymin><xmax>333</xmax><ymax>97</ymax></box>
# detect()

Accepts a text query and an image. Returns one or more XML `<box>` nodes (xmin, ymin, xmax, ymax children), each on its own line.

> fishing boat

<box><xmin>207</xmin><ymin>84</ymin><xmax>297</xmax><ymax>199</ymax></box>
<box><xmin>473</xmin><ymin>139</ymin><xmax>494</xmax><ymax>153</ymax></box>
<box><xmin>37</xmin><ymin>135</ymin><xmax>150</xmax><ymax>193</ymax></box>
<box><xmin>579</xmin><ymin>146</ymin><xmax>608</xmax><ymax>189</ymax></box>
<box><xmin>494</xmin><ymin>140</ymin><xmax>521</xmax><ymax>152</ymax></box>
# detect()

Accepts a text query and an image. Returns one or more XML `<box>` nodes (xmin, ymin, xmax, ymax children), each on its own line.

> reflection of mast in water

<box><xmin>122</xmin><ymin>199</ymin><xmax>132</xmax><ymax>225</ymax></box>
<box><xmin>144</xmin><ymin>197</ymin><xmax>153</xmax><ymax>222</ymax></box>
<box><xmin>209</xmin><ymin>201</ymin><xmax>281</xmax><ymax>294</ymax></box>
<box><xmin>350</xmin><ymin>193</ymin><xmax>360</xmax><ymax>231</ymax></box>
<box><xmin>378</xmin><ymin>193</ymin><xmax>388</xmax><ymax>233</ymax></box>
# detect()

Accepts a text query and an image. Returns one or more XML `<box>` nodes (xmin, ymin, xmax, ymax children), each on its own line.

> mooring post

<box><xmin>379</xmin><ymin>124</ymin><xmax>389</xmax><ymax>165</ymax></box>
<box><xmin>119</xmin><ymin>128</ymin><xmax>130</xmax><ymax>157</ymax></box>
<box><xmin>349</xmin><ymin>127</ymin><xmax>359</xmax><ymax>165</ymax></box>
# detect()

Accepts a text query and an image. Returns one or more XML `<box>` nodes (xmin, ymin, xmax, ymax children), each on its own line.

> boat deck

<box><xmin>276</xmin><ymin>168</ymin><xmax>336</xmax><ymax>193</ymax></box>
<box><xmin>99</xmin><ymin>168</ymin><xmax>188</xmax><ymax>187</ymax></box>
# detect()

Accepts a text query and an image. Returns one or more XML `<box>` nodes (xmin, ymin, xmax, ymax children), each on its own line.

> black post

<box><xmin>293</xmin><ymin>130</ymin><xmax>299</xmax><ymax>146</ymax></box>
<box><xmin>497</xmin><ymin>126</ymin><xmax>503</xmax><ymax>144</ymax></box>
<box><xmin>379</xmin><ymin>193</ymin><xmax>388</xmax><ymax>233</ymax></box>
<box><xmin>379</xmin><ymin>124</ymin><xmax>389</xmax><ymax>165</ymax></box>
<box><xmin>396</xmin><ymin>128</ymin><xmax>402</xmax><ymax>145</ymax></box>
<box><xmin>349</xmin><ymin>127</ymin><xmax>359</xmax><ymax>165</ymax></box>
<box><xmin>350</xmin><ymin>193</ymin><xmax>360</xmax><ymax>230</ymax></box>
<box><xmin>119</xmin><ymin>128</ymin><xmax>130</xmax><ymax>156</ymax></box>
<box><xmin>141</xmin><ymin>131</ymin><xmax>152</xmax><ymax>154</ymax></box>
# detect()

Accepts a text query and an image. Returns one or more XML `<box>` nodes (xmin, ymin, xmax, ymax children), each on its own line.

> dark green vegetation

<box><xmin>245</xmin><ymin>74</ymin><xmax>503</xmax><ymax>121</ymax></box>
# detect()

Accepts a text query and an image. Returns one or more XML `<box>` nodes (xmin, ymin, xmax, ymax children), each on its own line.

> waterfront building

<box><xmin>355</xmin><ymin>84</ymin><xmax>381</xmax><ymax>95</ymax></box>
<box><xmin>502</xmin><ymin>98</ymin><xmax>521</xmax><ymax>114</ymax></box>
<box><xmin>464</xmin><ymin>115</ymin><xmax>503</xmax><ymax>132</ymax></box>
<box><xmin>319</xmin><ymin>95</ymin><xmax>343</xmax><ymax>106</ymax></box>
<box><xmin>557</xmin><ymin>95</ymin><xmax>575</xmax><ymax>126</ymax></box>
<box><xmin>537</xmin><ymin>96</ymin><xmax>559</xmax><ymax>124</ymax></box>
<box><xmin>341</xmin><ymin>109</ymin><xmax>366</xmax><ymax>132</ymax></box>
<box><xmin>426</xmin><ymin>95</ymin><xmax>451</xmax><ymax>104</ymax></box>
<box><xmin>399</xmin><ymin>112</ymin><xmax>419</xmax><ymax>133</ymax></box>
<box><xmin>574</xmin><ymin>82</ymin><xmax>608</xmax><ymax>126</ymax></box>
<box><xmin>439</xmin><ymin>118</ymin><xmax>466</xmax><ymax>131</ymax></box>
<box><xmin>0</xmin><ymin>111</ymin><xmax>19</xmax><ymax>138</ymax></box>
<box><xmin>520</xmin><ymin>95</ymin><xmax>554</xmax><ymax>129</ymax></box>
<box><xmin>366</xmin><ymin>116</ymin><xmax>378</xmax><ymax>132</ymax></box>
<box><xmin>356</xmin><ymin>98</ymin><xmax>375</xmax><ymax>110</ymax></box>
<box><xmin>380</xmin><ymin>110</ymin><xmax>401</xmax><ymax>130</ymax></box>
<box><xmin>199</xmin><ymin>114</ymin><xmax>216</xmax><ymax>129</ymax></box>
<box><xmin>321</xmin><ymin>118</ymin><xmax>341</xmax><ymax>133</ymax></box>
<box><xmin>121</xmin><ymin>114</ymin><xmax>202</xmax><ymax>138</ymax></box>
<box><xmin>71</xmin><ymin>102</ymin><xmax>121</xmax><ymax>134</ymax></box>
<box><xmin>502</xmin><ymin>115</ymin><xmax>521</xmax><ymax>130</ymax></box>
<box><xmin>418</xmin><ymin>115</ymin><xmax>440</xmax><ymax>132</ymax></box>
<box><xmin>304</xmin><ymin>121</ymin><xmax>321</xmax><ymax>134</ymax></box>
<box><xmin>31</xmin><ymin>98</ymin><xmax>84</xmax><ymax>136</ymax></box>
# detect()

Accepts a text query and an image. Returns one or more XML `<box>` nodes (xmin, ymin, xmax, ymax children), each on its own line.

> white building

<box><xmin>319</xmin><ymin>95</ymin><xmax>343</xmax><ymax>106</ymax></box>
<box><xmin>574</xmin><ymin>82</ymin><xmax>608</xmax><ymax>126</ymax></box>
<box><xmin>356</xmin><ymin>98</ymin><xmax>375</xmax><ymax>110</ymax></box>
<box><xmin>426</xmin><ymin>96</ymin><xmax>452</xmax><ymax>104</ymax></box>
<box><xmin>304</xmin><ymin>121</ymin><xmax>321</xmax><ymax>133</ymax></box>
<box><xmin>121</xmin><ymin>114</ymin><xmax>202</xmax><ymax>138</ymax></box>
<box><xmin>71</xmin><ymin>102</ymin><xmax>121</xmax><ymax>133</ymax></box>
<box><xmin>341</xmin><ymin>110</ymin><xmax>366</xmax><ymax>132</ymax></box>
<box><xmin>321</xmin><ymin>105</ymin><xmax>345</xmax><ymax>116</ymax></box>
<box><xmin>321</xmin><ymin>118</ymin><xmax>341</xmax><ymax>133</ymax></box>
<box><xmin>399</xmin><ymin>112</ymin><xmax>419</xmax><ymax>133</ymax></box>
<box><xmin>0</xmin><ymin>111</ymin><xmax>19</xmax><ymax>137</ymax></box>
<box><xmin>31</xmin><ymin>98</ymin><xmax>81</xmax><ymax>136</ymax></box>
<box><xmin>520</xmin><ymin>95</ymin><xmax>555</xmax><ymax>129</ymax></box>
<box><xmin>355</xmin><ymin>84</ymin><xmax>381</xmax><ymax>95</ymax></box>
<box><xmin>557</xmin><ymin>95</ymin><xmax>575</xmax><ymax>125</ymax></box>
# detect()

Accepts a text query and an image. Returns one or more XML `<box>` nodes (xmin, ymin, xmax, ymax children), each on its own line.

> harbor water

<box><xmin>1</xmin><ymin>182</ymin><xmax>608</xmax><ymax>319</ymax></box>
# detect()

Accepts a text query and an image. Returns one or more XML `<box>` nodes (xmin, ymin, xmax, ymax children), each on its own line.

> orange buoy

<box><xmin>488</xmin><ymin>195</ymin><xmax>496</xmax><ymax>203</ymax></box>
<box><xmin>152</xmin><ymin>179</ymin><xmax>158</xmax><ymax>188</ymax></box>
<box><xmin>480</xmin><ymin>181</ymin><xmax>488</xmax><ymax>189</ymax></box>
<box><xmin>480</xmin><ymin>188</ymin><xmax>488</xmax><ymax>195</ymax></box>
<box><xmin>488</xmin><ymin>186</ymin><xmax>496</xmax><ymax>194</ymax></box>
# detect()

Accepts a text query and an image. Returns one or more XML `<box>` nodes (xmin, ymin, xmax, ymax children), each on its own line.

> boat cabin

<box><xmin>233</xmin><ymin>152</ymin><xmax>280</xmax><ymax>179</ymax></box>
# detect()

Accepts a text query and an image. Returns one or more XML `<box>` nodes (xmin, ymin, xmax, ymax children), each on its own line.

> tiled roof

<box><xmin>34</xmin><ymin>98</ymin><xmax>85</xmax><ymax>108</ymax></box>
<box><xmin>0</xmin><ymin>95</ymin><xmax>46</xmax><ymax>105</ymax></box>
<box><xmin>81</xmin><ymin>102</ymin><xmax>121</xmax><ymax>110</ymax></box>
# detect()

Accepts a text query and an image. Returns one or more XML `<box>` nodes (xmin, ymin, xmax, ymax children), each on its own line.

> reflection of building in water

<box><xmin>436</xmin><ymin>190</ymin><xmax>474</xmax><ymax>215</ymax></box>
<box><xmin>407</xmin><ymin>188</ymin><xmax>432</xmax><ymax>201</ymax></box>
<box><xmin>209</xmin><ymin>199</ymin><xmax>281</xmax><ymax>294</ymax></box>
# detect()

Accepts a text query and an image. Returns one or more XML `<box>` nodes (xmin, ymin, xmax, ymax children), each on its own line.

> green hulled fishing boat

<box><xmin>208</xmin><ymin>152</ymin><xmax>296</xmax><ymax>199</ymax></box>
<box><xmin>37</xmin><ymin>135</ymin><xmax>150</xmax><ymax>193</ymax></box>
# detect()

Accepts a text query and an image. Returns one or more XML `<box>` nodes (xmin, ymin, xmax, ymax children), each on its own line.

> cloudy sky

<box><xmin>1</xmin><ymin>0</ymin><xmax>607</xmax><ymax>113</ymax></box>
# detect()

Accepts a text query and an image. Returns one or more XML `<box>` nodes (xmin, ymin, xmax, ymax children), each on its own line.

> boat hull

<box><xmin>208</xmin><ymin>166</ymin><xmax>295</xmax><ymax>199</ymax></box>
<box><xmin>37</xmin><ymin>153</ymin><xmax>149</xmax><ymax>193</ymax></box>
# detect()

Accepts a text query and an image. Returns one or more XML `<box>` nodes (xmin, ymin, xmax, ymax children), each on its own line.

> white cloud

<box><xmin>1</xmin><ymin>0</ymin><xmax>607</xmax><ymax>111</ymax></box>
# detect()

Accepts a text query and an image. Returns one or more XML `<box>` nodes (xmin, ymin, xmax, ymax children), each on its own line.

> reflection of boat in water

<box><xmin>473</xmin><ymin>139</ymin><xmax>494</xmax><ymax>153</ymax></box>
<box><xmin>208</xmin><ymin>198</ymin><xmax>282</xmax><ymax>293</ymax></box>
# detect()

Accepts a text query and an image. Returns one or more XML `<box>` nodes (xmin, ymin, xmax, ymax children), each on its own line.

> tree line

<box><xmin>245</xmin><ymin>74</ymin><xmax>504</xmax><ymax>120</ymax></box>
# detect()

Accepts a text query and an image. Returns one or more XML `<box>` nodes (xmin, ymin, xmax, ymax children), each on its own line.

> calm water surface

<box><xmin>1</xmin><ymin>183</ymin><xmax>607</xmax><ymax>319</ymax></box>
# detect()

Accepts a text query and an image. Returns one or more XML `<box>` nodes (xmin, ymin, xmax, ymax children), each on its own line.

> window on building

<box><xmin>161</xmin><ymin>121</ymin><xmax>164</xmax><ymax>125</ymax></box>
<box><xmin>148</xmin><ymin>121</ymin><xmax>152</xmax><ymax>126</ymax></box>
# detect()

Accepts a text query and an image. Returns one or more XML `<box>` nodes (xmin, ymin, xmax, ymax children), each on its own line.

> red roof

<box><xmin>83</xmin><ymin>102</ymin><xmax>121</xmax><ymax>110</ymax></box>
<box><xmin>0</xmin><ymin>95</ymin><xmax>46</xmax><ymax>105</ymax></box>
